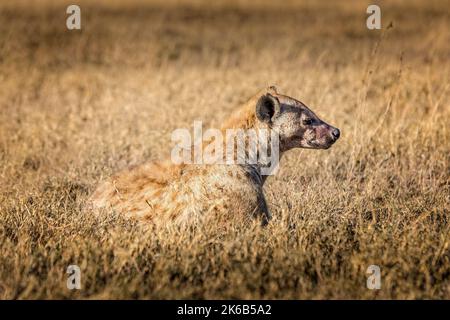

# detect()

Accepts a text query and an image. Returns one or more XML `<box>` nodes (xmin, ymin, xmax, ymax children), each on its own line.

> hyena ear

<box><xmin>267</xmin><ymin>85</ymin><xmax>278</xmax><ymax>94</ymax></box>
<box><xmin>256</xmin><ymin>94</ymin><xmax>280</xmax><ymax>123</ymax></box>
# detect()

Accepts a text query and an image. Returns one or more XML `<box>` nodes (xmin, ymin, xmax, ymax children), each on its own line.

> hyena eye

<box><xmin>303</xmin><ymin>118</ymin><xmax>313</xmax><ymax>126</ymax></box>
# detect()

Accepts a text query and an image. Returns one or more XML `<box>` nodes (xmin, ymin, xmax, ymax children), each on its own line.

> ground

<box><xmin>0</xmin><ymin>0</ymin><xmax>449</xmax><ymax>299</ymax></box>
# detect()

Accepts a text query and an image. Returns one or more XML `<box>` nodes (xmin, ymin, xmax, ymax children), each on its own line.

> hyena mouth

<box><xmin>307</xmin><ymin>141</ymin><xmax>324</xmax><ymax>149</ymax></box>
<box><xmin>308</xmin><ymin>140</ymin><xmax>334</xmax><ymax>149</ymax></box>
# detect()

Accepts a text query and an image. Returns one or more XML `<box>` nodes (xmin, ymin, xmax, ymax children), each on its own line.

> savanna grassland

<box><xmin>0</xmin><ymin>0</ymin><xmax>449</xmax><ymax>299</ymax></box>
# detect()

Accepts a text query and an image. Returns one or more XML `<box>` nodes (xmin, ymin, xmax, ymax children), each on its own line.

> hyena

<box><xmin>87</xmin><ymin>86</ymin><xmax>340</xmax><ymax>226</ymax></box>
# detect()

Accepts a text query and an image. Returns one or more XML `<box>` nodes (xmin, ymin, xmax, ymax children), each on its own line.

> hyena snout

<box><xmin>325</xmin><ymin>124</ymin><xmax>341</xmax><ymax>149</ymax></box>
<box><xmin>316</xmin><ymin>123</ymin><xmax>340</xmax><ymax>149</ymax></box>
<box><xmin>331</xmin><ymin>127</ymin><xmax>340</xmax><ymax>140</ymax></box>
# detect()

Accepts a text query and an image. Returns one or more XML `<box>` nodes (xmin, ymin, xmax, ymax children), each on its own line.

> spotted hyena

<box><xmin>87</xmin><ymin>86</ymin><xmax>340</xmax><ymax>226</ymax></box>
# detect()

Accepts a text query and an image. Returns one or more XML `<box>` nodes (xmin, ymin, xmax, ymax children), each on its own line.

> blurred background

<box><xmin>0</xmin><ymin>0</ymin><xmax>448</xmax><ymax>299</ymax></box>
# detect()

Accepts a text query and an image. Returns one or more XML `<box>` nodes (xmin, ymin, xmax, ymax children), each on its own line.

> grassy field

<box><xmin>0</xmin><ymin>0</ymin><xmax>449</xmax><ymax>299</ymax></box>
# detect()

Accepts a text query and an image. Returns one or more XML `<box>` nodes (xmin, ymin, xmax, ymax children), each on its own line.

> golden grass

<box><xmin>0</xmin><ymin>0</ymin><xmax>449</xmax><ymax>299</ymax></box>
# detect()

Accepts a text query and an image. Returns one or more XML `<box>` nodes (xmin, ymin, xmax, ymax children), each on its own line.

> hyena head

<box><xmin>255</xmin><ymin>87</ymin><xmax>340</xmax><ymax>151</ymax></box>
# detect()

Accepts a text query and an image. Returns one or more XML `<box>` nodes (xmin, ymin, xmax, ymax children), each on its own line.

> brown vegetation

<box><xmin>0</xmin><ymin>0</ymin><xmax>449</xmax><ymax>299</ymax></box>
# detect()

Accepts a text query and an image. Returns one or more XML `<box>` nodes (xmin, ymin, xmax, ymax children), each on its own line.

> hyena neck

<box><xmin>227</xmin><ymin>126</ymin><xmax>281</xmax><ymax>186</ymax></box>
<box><xmin>220</xmin><ymin>87</ymin><xmax>283</xmax><ymax>184</ymax></box>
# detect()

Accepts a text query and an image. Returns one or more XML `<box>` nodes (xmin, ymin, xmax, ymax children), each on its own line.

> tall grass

<box><xmin>0</xmin><ymin>0</ymin><xmax>448</xmax><ymax>299</ymax></box>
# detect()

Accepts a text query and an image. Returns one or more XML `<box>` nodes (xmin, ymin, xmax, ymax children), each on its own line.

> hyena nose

<box><xmin>331</xmin><ymin>128</ymin><xmax>340</xmax><ymax>140</ymax></box>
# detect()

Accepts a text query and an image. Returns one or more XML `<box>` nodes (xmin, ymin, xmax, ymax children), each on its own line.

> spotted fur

<box><xmin>87</xmin><ymin>86</ymin><xmax>340</xmax><ymax>226</ymax></box>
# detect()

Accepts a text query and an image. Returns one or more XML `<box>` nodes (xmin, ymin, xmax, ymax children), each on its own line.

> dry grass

<box><xmin>0</xmin><ymin>0</ymin><xmax>449</xmax><ymax>299</ymax></box>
